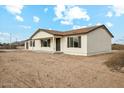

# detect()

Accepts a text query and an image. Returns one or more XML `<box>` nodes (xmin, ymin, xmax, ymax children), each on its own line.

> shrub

<box><xmin>104</xmin><ymin>52</ymin><xmax>124</xmax><ymax>72</ymax></box>
<box><xmin>0</xmin><ymin>45</ymin><xmax>17</xmax><ymax>49</ymax></box>
<box><xmin>112</xmin><ymin>44</ymin><xmax>124</xmax><ymax>50</ymax></box>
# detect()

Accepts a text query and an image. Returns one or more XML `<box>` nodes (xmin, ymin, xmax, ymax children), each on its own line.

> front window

<box><xmin>41</xmin><ymin>39</ymin><xmax>50</xmax><ymax>47</ymax></box>
<box><xmin>67</xmin><ymin>36</ymin><xmax>81</xmax><ymax>48</ymax></box>
<box><xmin>33</xmin><ymin>40</ymin><xmax>35</xmax><ymax>47</ymax></box>
<box><xmin>30</xmin><ymin>40</ymin><xmax>32</xmax><ymax>47</ymax></box>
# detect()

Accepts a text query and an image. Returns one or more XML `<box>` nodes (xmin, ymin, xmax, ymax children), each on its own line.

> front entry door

<box><xmin>56</xmin><ymin>38</ymin><xmax>61</xmax><ymax>51</ymax></box>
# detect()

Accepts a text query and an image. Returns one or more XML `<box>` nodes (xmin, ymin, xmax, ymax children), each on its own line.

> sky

<box><xmin>0</xmin><ymin>5</ymin><xmax>124</xmax><ymax>44</ymax></box>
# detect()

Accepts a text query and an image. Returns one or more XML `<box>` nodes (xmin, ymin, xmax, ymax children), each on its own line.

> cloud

<box><xmin>5</xmin><ymin>5</ymin><xmax>24</xmax><ymax>15</ymax></box>
<box><xmin>48</xmin><ymin>28</ymin><xmax>52</xmax><ymax>30</ymax></box>
<box><xmin>72</xmin><ymin>25</ymin><xmax>87</xmax><ymax>29</ymax></box>
<box><xmin>68</xmin><ymin>6</ymin><xmax>90</xmax><ymax>21</ymax></box>
<box><xmin>54</xmin><ymin>5</ymin><xmax>90</xmax><ymax>25</ymax></box>
<box><xmin>60</xmin><ymin>20</ymin><xmax>72</xmax><ymax>25</ymax></box>
<box><xmin>0</xmin><ymin>32</ymin><xmax>22</xmax><ymax>43</ymax></box>
<box><xmin>72</xmin><ymin>23</ymin><xmax>94</xmax><ymax>29</ymax></box>
<box><xmin>5</xmin><ymin>5</ymin><xmax>24</xmax><ymax>22</ymax></box>
<box><xmin>44</xmin><ymin>8</ymin><xmax>48</xmax><ymax>12</ymax></box>
<box><xmin>96</xmin><ymin>22</ymin><xmax>102</xmax><ymax>26</ymax></box>
<box><xmin>88</xmin><ymin>23</ymin><xmax>92</xmax><ymax>26</ymax></box>
<box><xmin>0</xmin><ymin>32</ymin><xmax>10</xmax><ymax>37</ymax></box>
<box><xmin>20</xmin><ymin>25</ymin><xmax>31</xmax><ymax>29</ymax></box>
<box><xmin>106</xmin><ymin>11</ymin><xmax>113</xmax><ymax>17</ymax></box>
<box><xmin>106</xmin><ymin>22</ymin><xmax>113</xmax><ymax>28</ymax></box>
<box><xmin>0</xmin><ymin>32</ymin><xmax>10</xmax><ymax>43</ymax></box>
<box><xmin>114</xmin><ymin>37</ymin><xmax>124</xmax><ymax>44</ymax></box>
<box><xmin>113</xmin><ymin>5</ymin><xmax>124</xmax><ymax>16</ymax></box>
<box><xmin>33</xmin><ymin>16</ymin><xmax>40</xmax><ymax>23</ymax></box>
<box><xmin>54</xmin><ymin>4</ymin><xmax>65</xmax><ymax>19</ymax></box>
<box><xmin>16</xmin><ymin>15</ymin><xmax>24</xmax><ymax>22</ymax></box>
<box><xmin>107</xmin><ymin>5</ymin><xmax>124</xmax><ymax>17</ymax></box>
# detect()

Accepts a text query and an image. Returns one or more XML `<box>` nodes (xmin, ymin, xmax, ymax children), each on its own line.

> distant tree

<box><xmin>0</xmin><ymin>42</ymin><xmax>2</xmax><ymax>46</ymax></box>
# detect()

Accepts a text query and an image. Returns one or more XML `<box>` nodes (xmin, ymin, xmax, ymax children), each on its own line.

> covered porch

<box><xmin>25</xmin><ymin>36</ymin><xmax>62</xmax><ymax>53</ymax></box>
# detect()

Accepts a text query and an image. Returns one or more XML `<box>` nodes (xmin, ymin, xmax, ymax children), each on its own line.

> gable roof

<box><xmin>30</xmin><ymin>25</ymin><xmax>114</xmax><ymax>39</ymax></box>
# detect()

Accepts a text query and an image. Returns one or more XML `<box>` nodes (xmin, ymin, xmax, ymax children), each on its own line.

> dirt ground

<box><xmin>0</xmin><ymin>49</ymin><xmax>124</xmax><ymax>88</ymax></box>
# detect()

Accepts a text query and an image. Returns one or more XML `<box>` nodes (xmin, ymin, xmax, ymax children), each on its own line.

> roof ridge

<box><xmin>64</xmin><ymin>24</ymin><xmax>104</xmax><ymax>32</ymax></box>
<box><xmin>39</xmin><ymin>25</ymin><xmax>104</xmax><ymax>32</ymax></box>
<box><xmin>29</xmin><ymin>24</ymin><xmax>113</xmax><ymax>39</ymax></box>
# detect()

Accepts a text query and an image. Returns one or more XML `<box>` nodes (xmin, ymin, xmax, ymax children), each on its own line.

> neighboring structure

<box><xmin>25</xmin><ymin>25</ymin><xmax>114</xmax><ymax>56</ymax></box>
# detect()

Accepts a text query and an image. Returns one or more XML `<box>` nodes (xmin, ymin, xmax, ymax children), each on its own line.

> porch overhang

<box><xmin>29</xmin><ymin>37</ymin><xmax>53</xmax><ymax>40</ymax></box>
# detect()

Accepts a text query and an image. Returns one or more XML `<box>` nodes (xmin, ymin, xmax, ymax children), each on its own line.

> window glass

<box><xmin>78</xmin><ymin>36</ymin><xmax>81</xmax><ymax>48</ymax></box>
<box><xmin>33</xmin><ymin>40</ymin><xmax>35</xmax><ymax>47</ymax></box>
<box><xmin>30</xmin><ymin>41</ymin><xmax>32</xmax><ymax>47</ymax></box>
<box><xmin>70</xmin><ymin>37</ymin><xmax>73</xmax><ymax>47</ymax></box>
<box><xmin>67</xmin><ymin>36</ymin><xmax>81</xmax><ymax>48</ymax></box>
<box><xmin>41</xmin><ymin>39</ymin><xmax>50</xmax><ymax>47</ymax></box>
<box><xmin>74</xmin><ymin>37</ymin><xmax>79</xmax><ymax>47</ymax></box>
<box><xmin>67</xmin><ymin>37</ymin><xmax>69</xmax><ymax>48</ymax></box>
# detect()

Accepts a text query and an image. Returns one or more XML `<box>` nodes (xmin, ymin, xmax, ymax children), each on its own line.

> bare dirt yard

<box><xmin>0</xmin><ymin>49</ymin><xmax>124</xmax><ymax>88</ymax></box>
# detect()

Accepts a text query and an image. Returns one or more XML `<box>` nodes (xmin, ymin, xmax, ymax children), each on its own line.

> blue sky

<box><xmin>0</xmin><ymin>5</ymin><xmax>124</xmax><ymax>44</ymax></box>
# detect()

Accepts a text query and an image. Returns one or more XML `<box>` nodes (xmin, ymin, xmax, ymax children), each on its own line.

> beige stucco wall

<box><xmin>25</xmin><ymin>40</ymin><xmax>30</xmax><ymax>50</ymax></box>
<box><xmin>24</xmin><ymin>42</ymin><xmax>27</xmax><ymax>49</ymax></box>
<box><xmin>87</xmin><ymin>28</ymin><xmax>112</xmax><ymax>56</ymax></box>
<box><xmin>61</xmin><ymin>35</ymin><xmax>87</xmax><ymax>56</ymax></box>
<box><xmin>27</xmin><ymin>30</ymin><xmax>55</xmax><ymax>52</ymax></box>
<box><xmin>32</xmin><ymin>31</ymin><xmax>53</xmax><ymax>39</ymax></box>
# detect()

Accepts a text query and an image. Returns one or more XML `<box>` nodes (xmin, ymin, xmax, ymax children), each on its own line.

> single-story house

<box><xmin>25</xmin><ymin>25</ymin><xmax>114</xmax><ymax>56</ymax></box>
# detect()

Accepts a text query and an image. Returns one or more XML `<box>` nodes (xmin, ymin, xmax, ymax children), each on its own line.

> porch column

<box><xmin>24</xmin><ymin>41</ymin><xmax>26</xmax><ymax>49</ymax></box>
<box><xmin>53</xmin><ymin>37</ymin><xmax>56</xmax><ymax>52</ymax></box>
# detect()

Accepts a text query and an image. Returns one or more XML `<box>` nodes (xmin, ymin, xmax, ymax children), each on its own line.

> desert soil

<box><xmin>0</xmin><ymin>49</ymin><xmax>124</xmax><ymax>88</ymax></box>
